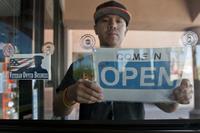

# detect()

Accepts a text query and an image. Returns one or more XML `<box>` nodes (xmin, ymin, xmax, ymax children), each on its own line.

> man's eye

<box><xmin>116</xmin><ymin>20</ymin><xmax>123</xmax><ymax>23</ymax></box>
<box><xmin>101</xmin><ymin>19</ymin><xmax>109</xmax><ymax>22</ymax></box>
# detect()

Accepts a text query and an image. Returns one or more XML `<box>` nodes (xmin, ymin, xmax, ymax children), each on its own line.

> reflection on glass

<box><xmin>71</xmin><ymin>47</ymin><xmax>194</xmax><ymax>120</ymax></box>
<box><xmin>0</xmin><ymin>0</ymin><xmax>33</xmax><ymax>119</ymax></box>
<box><xmin>0</xmin><ymin>0</ymin><xmax>198</xmax><ymax>121</ymax></box>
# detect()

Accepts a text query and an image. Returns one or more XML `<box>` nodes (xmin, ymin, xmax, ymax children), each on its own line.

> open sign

<box><xmin>98</xmin><ymin>61</ymin><xmax>177</xmax><ymax>89</ymax></box>
<box><xmin>92</xmin><ymin>48</ymin><xmax>188</xmax><ymax>102</ymax></box>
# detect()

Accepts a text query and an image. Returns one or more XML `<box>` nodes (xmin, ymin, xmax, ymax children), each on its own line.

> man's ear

<box><xmin>94</xmin><ymin>25</ymin><xmax>98</xmax><ymax>35</ymax></box>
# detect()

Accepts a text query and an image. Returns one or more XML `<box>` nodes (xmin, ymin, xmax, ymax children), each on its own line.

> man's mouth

<box><xmin>107</xmin><ymin>32</ymin><xmax>118</xmax><ymax>36</ymax></box>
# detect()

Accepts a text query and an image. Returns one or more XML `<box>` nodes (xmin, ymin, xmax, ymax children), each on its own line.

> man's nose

<box><xmin>108</xmin><ymin>20</ymin><xmax>117</xmax><ymax>30</ymax></box>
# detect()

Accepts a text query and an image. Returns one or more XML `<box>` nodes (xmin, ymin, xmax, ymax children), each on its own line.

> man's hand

<box><xmin>67</xmin><ymin>79</ymin><xmax>104</xmax><ymax>104</ymax></box>
<box><xmin>171</xmin><ymin>79</ymin><xmax>193</xmax><ymax>104</ymax></box>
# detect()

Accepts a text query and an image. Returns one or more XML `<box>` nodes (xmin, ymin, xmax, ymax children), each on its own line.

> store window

<box><xmin>0</xmin><ymin>0</ymin><xmax>200</xmax><ymax>130</ymax></box>
<box><xmin>63</xmin><ymin>0</ymin><xmax>200</xmax><ymax>121</ymax></box>
<box><xmin>0</xmin><ymin>0</ymin><xmax>199</xmax><ymax>132</ymax></box>
<box><xmin>0</xmin><ymin>0</ymin><xmax>62</xmax><ymax>120</ymax></box>
<box><xmin>0</xmin><ymin>0</ymin><xmax>34</xmax><ymax>119</ymax></box>
<box><xmin>67</xmin><ymin>29</ymin><xmax>194</xmax><ymax>120</ymax></box>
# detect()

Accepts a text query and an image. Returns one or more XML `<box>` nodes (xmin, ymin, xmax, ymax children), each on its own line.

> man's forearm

<box><xmin>53</xmin><ymin>89</ymin><xmax>75</xmax><ymax>117</ymax></box>
<box><xmin>155</xmin><ymin>102</ymin><xmax>178</xmax><ymax>113</ymax></box>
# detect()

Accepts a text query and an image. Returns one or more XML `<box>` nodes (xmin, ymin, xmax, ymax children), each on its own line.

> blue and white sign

<box><xmin>93</xmin><ymin>48</ymin><xmax>188</xmax><ymax>102</ymax></box>
<box><xmin>98</xmin><ymin>61</ymin><xmax>177</xmax><ymax>89</ymax></box>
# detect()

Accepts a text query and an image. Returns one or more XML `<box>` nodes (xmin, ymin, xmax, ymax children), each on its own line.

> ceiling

<box><xmin>1</xmin><ymin>0</ymin><xmax>199</xmax><ymax>31</ymax></box>
<box><xmin>61</xmin><ymin>0</ymin><xmax>200</xmax><ymax>31</ymax></box>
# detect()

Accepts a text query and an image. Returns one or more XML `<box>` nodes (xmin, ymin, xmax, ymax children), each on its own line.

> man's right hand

<box><xmin>66</xmin><ymin>79</ymin><xmax>104</xmax><ymax>104</ymax></box>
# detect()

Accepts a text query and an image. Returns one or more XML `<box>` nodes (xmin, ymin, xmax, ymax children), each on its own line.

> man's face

<box><xmin>94</xmin><ymin>15</ymin><xmax>127</xmax><ymax>48</ymax></box>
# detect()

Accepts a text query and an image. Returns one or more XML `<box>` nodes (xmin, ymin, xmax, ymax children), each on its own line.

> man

<box><xmin>54</xmin><ymin>0</ymin><xmax>193</xmax><ymax>120</ymax></box>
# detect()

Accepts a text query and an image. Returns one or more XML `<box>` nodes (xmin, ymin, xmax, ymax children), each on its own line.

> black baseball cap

<box><xmin>94</xmin><ymin>0</ymin><xmax>131</xmax><ymax>26</ymax></box>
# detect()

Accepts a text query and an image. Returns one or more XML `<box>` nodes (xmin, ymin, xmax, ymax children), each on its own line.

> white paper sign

<box><xmin>93</xmin><ymin>47</ymin><xmax>188</xmax><ymax>103</ymax></box>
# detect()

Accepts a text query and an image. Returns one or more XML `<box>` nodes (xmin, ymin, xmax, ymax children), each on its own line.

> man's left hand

<box><xmin>171</xmin><ymin>79</ymin><xmax>193</xmax><ymax>104</ymax></box>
